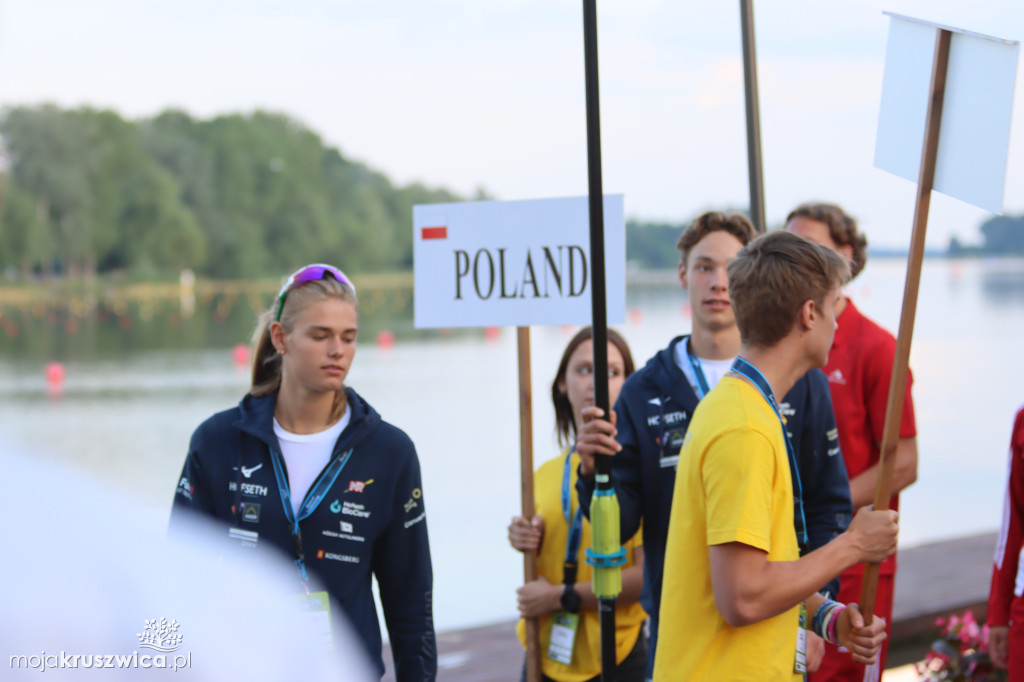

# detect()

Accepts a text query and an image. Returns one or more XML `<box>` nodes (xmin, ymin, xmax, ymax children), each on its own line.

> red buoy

<box><xmin>45</xmin><ymin>362</ymin><xmax>66</xmax><ymax>387</ymax></box>
<box><xmin>232</xmin><ymin>344</ymin><xmax>250</xmax><ymax>369</ymax></box>
<box><xmin>376</xmin><ymin>330</ymin><xmax>395</xmax><ymax>350</ymax></box>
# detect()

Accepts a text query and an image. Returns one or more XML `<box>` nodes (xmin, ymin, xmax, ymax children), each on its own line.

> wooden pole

<box><xmin>739</xmin><ymin>0</ymin><xmax>766</xmax><ymax>234</ymax></box>
<box><xmin>517</xmin><ymin>326</ymin><xmax>542</xmax><ymax>682</ymax></box>
<box><xmin>859</xmin><ymin>27</ymin><xmax>952</xmax><ymax>624</ymax></box>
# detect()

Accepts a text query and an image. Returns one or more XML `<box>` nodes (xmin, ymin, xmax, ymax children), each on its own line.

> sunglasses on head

<box><xmin>275</xmin><ymin>264</ymin><xmax>354</xmax><ymax>321</ymax></box>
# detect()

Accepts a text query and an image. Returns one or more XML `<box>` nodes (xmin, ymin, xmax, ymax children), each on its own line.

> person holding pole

<box><xmin>169</xmin><ymin>264</ymin><xmax>436</xmax><ymax>681</ymax></box>
<box><xmin>653</xmin><ymin>230</ymin><xmax>896</xmax><ymax>679</ymax></box>
<box><xmin>986</xmin><ymin>404</ymin><xmax>1024</xmax><ymax>676</ymax></box>
<box><xmin>509</xmin><ymin>327</ymin><xmax>648</xmax><ymax>682</ymax></box>
<box><xmin>576</xmin><ymin>211</ymin><xmax>853</xmax><ymax>677</ymax></box>
<box><xmin>786</xmin><ymin>203</ymin><xmax>919</xmax><ymax>679</ymax></box>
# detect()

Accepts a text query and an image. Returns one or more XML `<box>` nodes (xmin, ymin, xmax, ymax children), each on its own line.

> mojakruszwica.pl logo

<box><xmin>9</xmin><ymin>617</ymin><xmax>192</xmax><ymax>672</ymax></box>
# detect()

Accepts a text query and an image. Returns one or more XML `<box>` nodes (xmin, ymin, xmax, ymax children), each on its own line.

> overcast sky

<box><xmin>1</xmin><ymin>0</ymin><xmax>1021</xmax><ymax>249</ymax></box>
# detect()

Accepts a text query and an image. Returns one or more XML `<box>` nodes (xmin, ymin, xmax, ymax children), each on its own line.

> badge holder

<box><xmin>547</xmin><ymin>610</ymin><xmax>579</xmax><ymax>665</ymax></box>
<box><xmin>794</xmin><ymin>603</ymin><xmax>808</xmax><ymax>674</ymax></box>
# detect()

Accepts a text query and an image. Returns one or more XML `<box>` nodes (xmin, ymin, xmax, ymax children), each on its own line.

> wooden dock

<box><xmin>382</xmin><ymin>532</ymin><xmax>999</xmax><ymax>679</ymax></box>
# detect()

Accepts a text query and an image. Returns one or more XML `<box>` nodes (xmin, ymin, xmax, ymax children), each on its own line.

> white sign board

<box><xmin>413</xmin><ymin>195</ymin><xmax>625</xmax><ymax>329</ymax></box>
<box><xmin>874</xmin><ymin>13</ymin><xmax>1020</xmax><ymax>215</ymax></box>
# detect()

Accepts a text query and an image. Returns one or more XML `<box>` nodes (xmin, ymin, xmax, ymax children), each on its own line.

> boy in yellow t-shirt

<box><xmin>654</xmin><ymin>231</ymin><xmax>899</xmax><ymax>680</ymax></box>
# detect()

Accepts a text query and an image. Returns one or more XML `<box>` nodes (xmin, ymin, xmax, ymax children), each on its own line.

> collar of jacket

<box><xmin>654</xmin><ymin>335</ymin><xmax>696</xmax><ymax>396</ymax></box>
<box><xmin>232</xmin><ymin>387</ymin><xmax>379</xmax><ymax>450</ymax></box>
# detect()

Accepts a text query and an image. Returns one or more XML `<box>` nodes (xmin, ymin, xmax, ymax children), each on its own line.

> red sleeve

<box><xmin>988</xmin><ymin>407</ymin><xmax>1024</xmax><ymax>626</ymax></box>
<box><xmin>865</xmin><ymin>332</ymin><xmax>917</xmax><ymax>444</ymax></box>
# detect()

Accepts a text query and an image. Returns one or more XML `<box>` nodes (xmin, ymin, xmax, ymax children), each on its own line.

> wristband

<box><xmin>810</xmin><ymin>598</ymin><xmax>839</xmax><ymax>638</ymax></box>
<box><xmin>823</xmin><ymin>604</ymin><xmax>846</xmax><ymax>645</ymax></box>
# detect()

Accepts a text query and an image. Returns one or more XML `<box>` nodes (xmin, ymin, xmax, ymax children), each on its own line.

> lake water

<box><xmin>2</xmin><ymin>257</ymin><xmax>1023</xmax><ymax>634</ymax></box>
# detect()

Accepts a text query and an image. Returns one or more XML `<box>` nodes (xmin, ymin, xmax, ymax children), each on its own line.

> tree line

<box><xmin>0</xmin><ymin>103</ymin><xmax>708</xmax><ymax>282</ymax></box>
<box><xmin>3</xmin><ymin>104</ymin><xmax>1010</xmax><ymax>282</ymax></box>
<box><xmin>0</xmin><ymin>105</ymin><xmax>464</xmax><ymax>280</ymax></box>
<box><xmin>948</xmin><ymin>214</ymin><xmax>1024</xmax><ymax>256</ymax></box>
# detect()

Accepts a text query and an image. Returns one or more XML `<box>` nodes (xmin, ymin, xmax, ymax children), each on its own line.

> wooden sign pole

<box><xmin>517</xmin><ymin>326</ymin><xmax>542</xmax><ymax>682</ymax></box>
<box><xmin>860</xmin><ymin>28</ymin><xmax>952</xmax><ymax>623</ymax></box>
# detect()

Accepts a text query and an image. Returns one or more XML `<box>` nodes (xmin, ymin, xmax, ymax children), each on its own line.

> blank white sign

<box><xmin>874</xmin><ymin>13</ymin><xmax>1020</xmax><ymax>215</ymax></box>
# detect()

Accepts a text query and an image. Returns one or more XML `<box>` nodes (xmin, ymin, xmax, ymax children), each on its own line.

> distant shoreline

<box><xmin>2</xmin><ymin>255</ymin><xmax>1023</xmax><ymax>300</ymax></box>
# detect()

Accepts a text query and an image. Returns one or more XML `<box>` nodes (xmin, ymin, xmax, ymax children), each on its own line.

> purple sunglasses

<box><xmin>275</xmin><ymin>264</ymin><xmax>354</xmax><ymax>321</ymax></box>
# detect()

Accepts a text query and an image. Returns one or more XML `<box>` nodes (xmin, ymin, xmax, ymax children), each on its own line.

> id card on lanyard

<box><xmin>296</xmin><ymin>589</ymin><xmax>335</xmax><ymax>651</ymax></box>
<box><xmin>794</xmin><ymin>603</ymin><xmax>808</xmax><ymax>674</ymax></box>
<box><xmin>549</xmin><ymin>447</ymin><xmax>584</xmax><ymax>665</ymax></box>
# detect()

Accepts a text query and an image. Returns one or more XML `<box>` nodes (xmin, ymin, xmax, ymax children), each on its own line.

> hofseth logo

<box><xmin>136</xmin><ymin>618</ymin><xmax>183</xmax><ymax>652</ymax></box>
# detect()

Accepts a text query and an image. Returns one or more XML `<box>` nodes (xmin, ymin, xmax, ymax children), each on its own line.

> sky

<box><xmin>1</xmin><ymin>0</ymin><xmax>1022</xmax><ymax>250</ymax></box>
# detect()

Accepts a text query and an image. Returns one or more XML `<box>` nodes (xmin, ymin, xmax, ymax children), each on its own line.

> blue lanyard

<box><xmin>269</xmin><ymin>446</ymin><xmax>354</xmax><ymax>581</ymax></box>
<box><xmin>729</xmin><ymin>357</ymin><xmax>809</xmax><ymax>549</ymax></box>
<box><xmin>561</xmin><ymin>446</ymin><xmax>585</xmax><ymax>582</ymax></box>
<box><xmin>685</xmin><ymin>338</ymin><xmax>712</xmax><ymax>399</ymax></box>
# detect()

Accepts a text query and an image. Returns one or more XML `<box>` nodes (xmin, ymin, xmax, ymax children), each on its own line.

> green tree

<box><xmin>980</xmin><ymin>214</ymin><xmax>1024</xmax><ymax>254</ymax></box>
<box><xmin>0</xmin><ymin>175</ymin><xmax>52</xmax><ymax>276</ymax></box>
<box><xmin>1</xmin><ymin>104</ymin><xmax>467</xmax><ymax>279</ymax></box>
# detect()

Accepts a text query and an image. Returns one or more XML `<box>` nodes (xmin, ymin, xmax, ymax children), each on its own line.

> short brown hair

<box><xmin>728</xmin><ymin>231</ymin><xmax>850</xmax><ymax>348</ymax></box>
<box><xmin>786</xmin><ymin>202</ymin><xmax>868</xmax><ymax>279</ymax></box>
<box><xmin>676</xmin><ymin>211</ymin><xmax>758</xmax><ymax>266</ymax></box>
<box><xmin>552</xmin><ymin>326</ymin><xmax>635</xmax><ymax>447</ymax></box>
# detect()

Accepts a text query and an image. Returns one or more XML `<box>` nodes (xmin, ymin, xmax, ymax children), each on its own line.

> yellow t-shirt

<box><xmin>516</xmin><ymin>449</ymin><xmax>647</xmax><ymax>682</ymax></box>
<box><xmin>653</xmin><ymin>376</ymin><xmax>801</xmax><ymax>681</ymax></box>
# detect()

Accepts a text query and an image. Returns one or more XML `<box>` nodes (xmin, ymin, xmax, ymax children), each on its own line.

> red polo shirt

<box><xmin>824</xmin><ymin>300</ymin><xmax>916</xmax><ymax>575</ymax></box>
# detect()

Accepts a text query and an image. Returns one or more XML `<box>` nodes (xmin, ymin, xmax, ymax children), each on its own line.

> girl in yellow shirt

<box><xmin>509</xmin><ymin>327</ymin><xmax>647</xmax><ymax>682</ymax></box>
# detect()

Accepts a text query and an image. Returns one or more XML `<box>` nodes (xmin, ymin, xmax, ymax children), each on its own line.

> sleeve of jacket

<box><xmin>168</xmin><ymin>423</ymin><xmax>220</xmax><ymax>533</ymax></box>
<box><xmin>372</xmin><ymin>437</ymin><xmax>437</xmax><ymax>682</ymax></box>
<box><xmin>989</xmin><ymin>408</ymin><xmax>1024</xmax><ymax>627</ymax></box>
<box><xmin>795</xmin><ymin>371</ymin><xmax>852</xmax><ymax>599</ymax></box>
<box><xmin>576</xmin><ymin>385</ymin><xmax>645</xmax><ymax>541</ymax></box>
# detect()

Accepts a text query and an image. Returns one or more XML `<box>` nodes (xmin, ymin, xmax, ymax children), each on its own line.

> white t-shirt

<box><xmin>274</xmin><ymin>409</ymin><xmax>350</xmax><ymax>515</ymax></box>
<box><xmin>674</xmin><ymin>339</ymin><xmax>735</xmax><ymax>398</ymax></box>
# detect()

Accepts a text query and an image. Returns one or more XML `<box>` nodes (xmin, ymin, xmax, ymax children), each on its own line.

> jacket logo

<box><xmin>346</xmin><ymin>479</ymin><xmax>374</xmax><ymax>493</ymax></box>
<box><xmin>232</xmin><ymin>463</ymin><xmax>264</xmax><ymax>478</ymax></box>
<box><xmin>241</xmin><ymin>463</ymin><xmax>263</xmax><ymax>478</ymax></box>
<box><xmin>229</xmin><ymin>481</ymin><xmax>269</xmax><ymax>497</ymax></box>
<box><xmin>828</xmin><ymin>369</ymin><xmax>846</xmax><ymax>385</ymax></box>
<box><xmin>241</xmin><ymin>502</ymin><xmax>261</xmax><ymax>523</ymax></box>
<box><xmin>176</xmin><ymin>477</ymin><xmax>193</xmax><ymax>501</ymax></box>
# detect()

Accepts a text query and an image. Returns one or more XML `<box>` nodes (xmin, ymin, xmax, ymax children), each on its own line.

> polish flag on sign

<box><xmin>421</xmin><ymin>226</ymin><xmax>447</xmax><ymax>240</ymax></box>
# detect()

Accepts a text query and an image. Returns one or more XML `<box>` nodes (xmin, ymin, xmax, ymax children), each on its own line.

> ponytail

<box><xmin>250</xmin><ymin>310</ymin><xmax>282</xmax><ymax>397</ymax></box>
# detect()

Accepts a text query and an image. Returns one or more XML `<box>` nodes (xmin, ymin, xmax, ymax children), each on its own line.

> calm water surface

<box><xmin>2</xmin><ymin>258</ymin><xmax>1023</xmax><ymax>633</ymax></box>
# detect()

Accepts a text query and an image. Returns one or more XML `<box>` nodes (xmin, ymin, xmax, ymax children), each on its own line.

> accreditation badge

<box><xmin>296</xmin><ymin>590</ymin><xmax>334</xmax><ymax>650</ymax></box>
<box><xmin>547</xmin><ymin>610</ymin><xmax>579</xmax><ymax>665</ymax></box>
<box><xmin>794</xmin><ymin>603</ymin><xmax>808</xmax><ymax>674</ymax></box>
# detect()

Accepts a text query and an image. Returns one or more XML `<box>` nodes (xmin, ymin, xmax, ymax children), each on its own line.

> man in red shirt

<box><xmin>987</xmin><ymin>405</ymin><xmax>1024</xmax><ymax>675</ymax></box>
<box><xmin>787</xmin><ymin>203</ymin><xmax>919</xmax><ymax>680</ymax></box>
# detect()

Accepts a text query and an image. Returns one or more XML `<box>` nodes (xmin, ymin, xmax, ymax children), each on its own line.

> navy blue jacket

<box><xmin>578</xmin><ymin>336</ymin><xmax>852</xmax><ymax>628</ymax></box>
<box><xmin>170</xmin><ymin>388</ymin><xmax>436</xmax><ymax>681</ymax></box>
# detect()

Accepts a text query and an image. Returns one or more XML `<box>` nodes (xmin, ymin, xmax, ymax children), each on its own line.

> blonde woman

<box><xmin>170</xmin><ymin>264</ymin><xmax>436</xmax><ymax>681</ymax></box>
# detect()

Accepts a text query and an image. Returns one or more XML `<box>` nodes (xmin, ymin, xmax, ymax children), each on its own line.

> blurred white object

<box><xmin>0</xmin><ymin>444</ymin><xmax>376</xmax><ymax>680</ymax></box>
